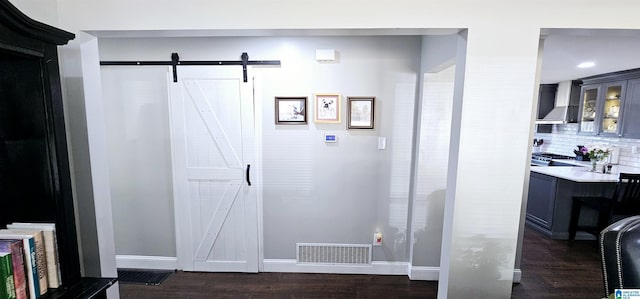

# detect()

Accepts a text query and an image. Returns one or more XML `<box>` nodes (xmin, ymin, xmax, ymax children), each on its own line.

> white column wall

<box><xmin>78</xmin><ymin>39</ymin><xmax>118</xmax><ymax>280</ymax></box>
<box><xmin>440</xmin><ymin>26</ymin><xmax>541</xmax><ymax>298</ymax></box>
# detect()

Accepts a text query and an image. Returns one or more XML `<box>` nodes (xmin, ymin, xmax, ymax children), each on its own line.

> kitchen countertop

<box><xmin>531</xmin><ymin>159</ymin><xmax>640</xmax><ymax>183</ymax></box>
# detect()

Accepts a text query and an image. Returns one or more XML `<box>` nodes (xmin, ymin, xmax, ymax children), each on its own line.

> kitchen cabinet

<box><xmin>526</xmin><ymin>172</ymin><xmax>557</xmax><ymax>230</ymax></box>
<box><xmin>576</xmin><ymin>68</ymin><xmax>640</xmax><ymax>138</ymax></box>
<box><xmin>578</xmin><ymin>81</ymin><xmax>626</xmax><ymax>136</ymax></box>
<box><xmin>536</xmin><ymin>84</ymin><xmax>557</xmax><ymax>133</ymax></box>
<box><xmin>621</xmin><ymin>78</ymin><xmax>640</xmax><ymax>138</ymax></box>
<box><xmin>567</xmin><ymin>80</ymin><xmax>582</xmax><ymax>123</ymax></box>
<box><xmin>526</xmin><ymin>171</ymin><xmax>616</xmax><ymax>240</ymax></box>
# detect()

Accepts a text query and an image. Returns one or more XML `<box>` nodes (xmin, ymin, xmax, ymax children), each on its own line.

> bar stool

<box><xmin>569</xmin><ymin>173</ymin><xmax>640</xmax><ymax>241</ymax></box>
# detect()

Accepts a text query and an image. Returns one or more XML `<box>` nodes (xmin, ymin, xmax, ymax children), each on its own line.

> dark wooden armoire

<box><xmin>0</xmin><ymin>0</ymin><xmax>116</xmax><ymax>297</ymax></box>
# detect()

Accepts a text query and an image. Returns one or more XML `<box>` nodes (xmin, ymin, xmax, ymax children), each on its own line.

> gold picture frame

<box><xmin>314</xmin><ymin>93</ymin><xmax>341</xmax><ymax>123</ymax></box>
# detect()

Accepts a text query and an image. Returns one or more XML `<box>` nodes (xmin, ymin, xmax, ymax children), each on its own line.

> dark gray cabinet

<box><xmin>536</xmin><ymin>84</ymin><xmax>557</xmax><ymax>133</ymax></box>
<box><xmin>526</xmin><ymin>172</ymin><xmax>557</xmax><ymax>230</ymax></box>
<box><xmin>622</xmin><ymin>78</ymin><xmax>640</xmax><ymax>138</ymax></box>
<box><xmin>526</xmin><ymin>171</ymin><xmax>617</xmax><ymax>240</ymax></box>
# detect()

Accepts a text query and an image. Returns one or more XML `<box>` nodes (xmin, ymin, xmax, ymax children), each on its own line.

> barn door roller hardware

<box><xmin>100</xmin><ymin>52</ymin><xmax>281</xmax><ymax>83</ymax></box>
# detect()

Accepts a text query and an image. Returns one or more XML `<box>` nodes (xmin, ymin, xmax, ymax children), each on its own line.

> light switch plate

<box><xmin>378</xmin><ymin>137</ymin><xmax>386</xmax><ymax>150</ymax></box>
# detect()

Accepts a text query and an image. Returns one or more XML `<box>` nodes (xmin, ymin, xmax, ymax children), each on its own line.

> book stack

<box><xmin>0</xmin><ymin>223</ymin><xmax>61</xmax><ymax>299</ymax></box>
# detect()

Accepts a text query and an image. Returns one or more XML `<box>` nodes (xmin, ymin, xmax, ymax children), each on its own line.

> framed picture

<box><xmin>275</xmin><ymin>96</ymin><xmax>307</xmax><ymax>124</ymax></box>
<box><xmin>347</xmin><ymin>97</ymin><xmax>375</xmax><ymax>129</ymax></box>
<box><xmin>314</xmin><ymin>93</ymin><xmax>341</xmax><ymax>123</ymax></box>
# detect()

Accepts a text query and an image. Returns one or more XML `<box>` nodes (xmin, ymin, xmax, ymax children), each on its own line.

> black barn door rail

<box><xmin>100</xmin><ymin>52</ymin><xmax>281</xmax><ymax>82</ymax></box>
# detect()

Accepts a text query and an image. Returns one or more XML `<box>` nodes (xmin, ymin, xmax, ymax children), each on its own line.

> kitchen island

<box><xmin>526</xmin><ymin>159</ymin><xmax>640</xmax><ymax>240</ymax></box>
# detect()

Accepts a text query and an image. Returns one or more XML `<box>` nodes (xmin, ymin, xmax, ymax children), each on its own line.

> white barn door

<box><xmin>169</xmin><ymin>66</ymin><xmax>258</xmax><ymax>272</ymax></box>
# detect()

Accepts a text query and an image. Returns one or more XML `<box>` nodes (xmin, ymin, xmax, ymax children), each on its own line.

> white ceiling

<box><xmin>541</xmin><ymin>29</ymin><xmax>640</xmax><ymax>84</ymax></box>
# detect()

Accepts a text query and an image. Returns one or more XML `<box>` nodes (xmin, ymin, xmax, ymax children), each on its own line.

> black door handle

<box><xmin>246</xmin><ymin>164</ymin><xmax>251</xmax><ymax>186</ymax></box>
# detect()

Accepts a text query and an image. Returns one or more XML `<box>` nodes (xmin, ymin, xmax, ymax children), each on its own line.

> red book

<box><xmin>0</xmin><ymin>240</ymin><xmax>27</xmax><ymax>299</ymax></box>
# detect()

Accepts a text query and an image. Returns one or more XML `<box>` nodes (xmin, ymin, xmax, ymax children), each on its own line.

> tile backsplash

<box><xmin>534</xmin><ymin>123</ymin><xmax>640</xmax><ymax>168</ymax></box>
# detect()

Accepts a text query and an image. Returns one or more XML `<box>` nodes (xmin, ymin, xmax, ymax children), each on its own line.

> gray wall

<box><xmin>101</xmin><ymin>67</ymin><xmax>176</xmax><ymax>256</ymax></box>
<box><xmin>420</xmin><ymin>35</ymin><xmax>458</xmax><ymax>73</ymax></box>
<box><xmin>98</xmin><ymin>35</ymin><xmax>422</xmax><ymax>262</ymax></box>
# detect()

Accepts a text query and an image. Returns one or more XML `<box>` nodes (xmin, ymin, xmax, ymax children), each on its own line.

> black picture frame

<box><xmin>275</xmin><ymin>96</ymin><xmax>307</xmax><ymax>124</ymax></box>
<box><xmin>347</xmin><ymin>97</ymin><xmax>375</xmax><ymax>129</ymax></box>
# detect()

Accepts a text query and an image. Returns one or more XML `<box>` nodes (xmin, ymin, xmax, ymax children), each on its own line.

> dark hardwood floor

<box><xmin>511</xmin><ymin>227</ymin><xmax>603</xmax><ymax>298</ymax></box>
<box><xmin>119</xmin><ymin>227</ymin><xmax>603</xmax><ymax>298</ymax></box>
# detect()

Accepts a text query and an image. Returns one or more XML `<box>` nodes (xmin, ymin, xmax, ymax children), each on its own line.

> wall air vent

<box><xmin>296</xmin><ymin>243</ymin><xmax>372</xmax><ymax>265</ymax></box>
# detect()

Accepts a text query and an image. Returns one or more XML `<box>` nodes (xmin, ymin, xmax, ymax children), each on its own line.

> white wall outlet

<box><xmin>373</xmin><ymin>232</ymin><xmax>383</xmax><ymax>246</ymax></box>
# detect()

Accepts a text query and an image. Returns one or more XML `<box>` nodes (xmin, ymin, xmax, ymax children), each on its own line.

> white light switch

<box><xmin>378</xmin><ymin>137</ymin><xmax>386</xmax><ymax>150</ymax></box>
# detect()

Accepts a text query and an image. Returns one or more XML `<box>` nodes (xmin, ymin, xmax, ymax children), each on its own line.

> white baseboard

<box><xmin>408</xmin><ymin>265</ymin><xmax>439</xmax><ymax>280</ymax></box>
<box><xmin>263</xmin><ymin>259</ymin><xmax>408</xmax><ymax>275</ymax></box>
<box><xmin>407</xmin><ymin>266</ymin><xmax>522</xmax><ymax>283</ymax></box>
<box><xmin>116</xmin><ymin>255</ymin><xmax>178</xmax><ymax>270</ymax></box>
<box><xmin>513</xmin><ymin>269</ymin><xmax>522</xmax><ymax>283</ymax></box>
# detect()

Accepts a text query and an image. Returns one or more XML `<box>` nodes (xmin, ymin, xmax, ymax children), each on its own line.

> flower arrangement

<box><xmin>574</xmin><ymin>145</ymin><xmax>610</xmax><ymax>162</ymax></box>
<box><xmin>587</xmin><ymin>145</ymin><xmax>610</xmax><ymax>161</ymax></box>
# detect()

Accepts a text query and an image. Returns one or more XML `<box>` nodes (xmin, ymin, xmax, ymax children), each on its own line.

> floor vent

<box><xmin>296</xmin><ymin>243</ymin><xmax>372</xmax><ymax>265</ymax></box>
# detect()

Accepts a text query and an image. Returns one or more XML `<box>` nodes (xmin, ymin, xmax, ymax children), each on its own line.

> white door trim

<box><xmin>167</xmin><ymin>70</ymin><xmax>192</xmax><ymax>271</ymax></box>
<box><xmin>253</xmin><ymin>73</ymin><xmax>265</xmax><ymax>272</ymax></box>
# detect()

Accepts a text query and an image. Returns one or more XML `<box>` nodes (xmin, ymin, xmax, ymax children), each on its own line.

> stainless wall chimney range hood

<box><xmin>536</xmin><ymin>106</ymin><xmax>570</xmax><ymax>124</ymax></box>
<box><xmin>535</xmin><ymin>80</ymin><xmax>581</xmax><ymax>125</ymax></box>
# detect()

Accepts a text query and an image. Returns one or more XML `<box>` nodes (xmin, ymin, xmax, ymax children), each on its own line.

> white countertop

<box><xmin>531</xmin><ymin>159</ymin><xmax>640</xmax><ymax>183</ymax></box>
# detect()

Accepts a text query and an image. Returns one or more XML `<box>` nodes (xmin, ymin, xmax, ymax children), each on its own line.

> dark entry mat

<box><xmin>117</xmin><ymin>269</ymin><xmax>173</xmax><ymax>285</ymax></box>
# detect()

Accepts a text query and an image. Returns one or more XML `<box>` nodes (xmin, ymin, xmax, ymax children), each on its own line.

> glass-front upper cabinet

<box><xmin>578</xmin><ymin>81</ymin><xmax>626</xmax><ymax>136</ymax></box>
<box><xmin>579</xmin><ymin>85</ymin><xmax>599</xmax><ymax>134</ymax></box>
<box><xmin>600</xmin><ymin>83</ymin><xmax>624</xmax><ymax>135</ymax></box>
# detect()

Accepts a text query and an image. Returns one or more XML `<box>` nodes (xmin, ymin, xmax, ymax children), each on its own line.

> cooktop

<box><xmin>532</xmin><ymin>152</ymin><xmax>574</xmax><ymax>160</ymax></box>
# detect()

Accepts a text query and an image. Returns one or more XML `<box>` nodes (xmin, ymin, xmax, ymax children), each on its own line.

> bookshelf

<box><xmin>0</xmin><ymin>0</ymin><xmax>116</xmax><ymax>297</ymax></box>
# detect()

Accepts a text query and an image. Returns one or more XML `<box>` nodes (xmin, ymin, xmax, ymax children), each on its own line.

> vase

<box><xmin>591</xmin><ymin>159</ymin><xmax>598</xmax><ymax>172</ymax></box>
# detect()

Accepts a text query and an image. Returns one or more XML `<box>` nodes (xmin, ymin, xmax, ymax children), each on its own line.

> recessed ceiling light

<box><xmin>577</xmin><ymin>61</ymin><xmax>595</xmax><ymax>68</ymax></box>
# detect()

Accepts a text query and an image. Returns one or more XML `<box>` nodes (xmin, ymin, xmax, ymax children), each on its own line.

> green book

<box><xmin>0</xmin><ymin>236</ymin><xmax>39</xmax><ymax>299</ymax></box>
<box><xmin>0</xmin><ymin>252</ymin><xmax>16</xmax><ymax>299</ymax></box>
<box><xmin>0</xmin><ymin>240</ymin><xmax>27</xmax><ymax>299</ymax></box>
